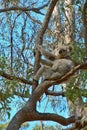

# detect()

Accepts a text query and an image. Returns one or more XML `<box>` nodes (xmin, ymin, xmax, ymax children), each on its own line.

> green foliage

<box><xmin>0</xmin><ymin>55</ymin><xmax>31</xmax><ymax>118</ymax></box>
<box><xmin>0</xmin><ymin>56</ymin><xmax>8</xmax><ymax>71</ymax></box>
<box><xmin>3</xmin><ymin>0</ymin><xmax>19</xmax><ymax>5</ymax></box>
<box><xmin>33</xmin><ymin>124</ymin><xmax>41</xmax><ymax>130</ymax></box>
<box><xmin>83</xmin><ymin>127</ymin><xmax>87</xmax><ymax>130</ymax></box>
<box><xmin>20</xmin><ymin>122</ymin><xmax>30</xmax><ymax>130</ymax></box>
<box><xmin>0</xmin><ymin>122</ymin><xmax>8</xmax><ymax>130</ymax></box>
<box><xmin>66</xmin><ymin>83</ymin><xmax>82</xmax><ymax>103</ymax></box>
<box><xmin>65</xmin><ymin>70</ymin><xmax>87</xmax><ymax>103</ymax></box>
<box><xmin>32</xmin><ymin>124</ymin><xmax>61</xmax><ymax>130</ymax></box>
<box><xmin>72</xmin><ymin>42</ymin><xmax>86</xmax><ymax>63</ymax></box>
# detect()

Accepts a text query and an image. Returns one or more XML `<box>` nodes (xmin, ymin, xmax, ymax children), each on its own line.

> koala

<box><xmin>34</xmin><ymin>45</ymin><xmax>75</xmax><ymax>81</ymax></box>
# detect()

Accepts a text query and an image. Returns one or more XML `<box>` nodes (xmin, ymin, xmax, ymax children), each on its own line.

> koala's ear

<box><xmin>69</xmin><ymin>46</ymin><xmax>73</xmax><ymax>51</ymax></box>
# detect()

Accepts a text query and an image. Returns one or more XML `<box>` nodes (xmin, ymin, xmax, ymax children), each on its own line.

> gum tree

<box><xmin>0</xmin><ymin>0</ymin><xmax>87</xmax><ymax>130</ymax></box>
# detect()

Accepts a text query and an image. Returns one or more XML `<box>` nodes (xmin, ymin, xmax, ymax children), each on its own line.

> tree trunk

<box><xmin>64</xmin><ymin>0</ymin><xmax>75</xmax><ymax>45</ymax></box>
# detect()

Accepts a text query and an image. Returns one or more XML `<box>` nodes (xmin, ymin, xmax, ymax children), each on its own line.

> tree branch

<box><xmin>25</xmin><ymin>12</ymin><xmax>42</xmax><ymax>25</ymax></box>
<box><xmin>0</xmin><ymin>2</ymin><xmax>49</xmax><ymax>14</ymax></box>
<box><xmin>45</xmin><ymin>90</ymin><xmax>65</xmax><ymax>97</ymax></box>
<box><xmin>14</xmin><ymin>91</ymin><xmax>30</xmax><ymax>98</ymax></box>
<box><xmin>35</xmin><ymin>111</ymin><xmax>75</xmax><ymax>126</ymax></box>
<box><xmin>6</xmin><ymin>61</ymin><xmax>87</xmax><ymax>130</ymax></box>
<box><xmin>0</xmin><ymin>70</ymin><xmax>32</xmax><ymax>85</ymax></box>
<box><xmin>6</xmin><ymin>108</ymin><xmax>75</xmax><ymax>130</ymax></box>
<box><xmin>63</xmin><ymin>120</ymin><xmax>87</xmax><ymax>130</ymax></box>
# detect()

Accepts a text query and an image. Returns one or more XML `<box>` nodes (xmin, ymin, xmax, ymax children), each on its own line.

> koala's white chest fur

<box><xmin>52</xmin><ymin>59</ymin><xmax>74</xmax><ymax>72</ymax></box>
<box><xmin>49</xmin><ymin>59</ymin><xmax>74</xmax><ymax>79</ymax></box>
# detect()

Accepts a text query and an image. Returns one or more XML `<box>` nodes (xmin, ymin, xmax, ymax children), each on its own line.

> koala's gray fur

<box><xmin>34</xmin><ymin>45</ymin><xmax>75</xmax><ymax>81</ymax></box>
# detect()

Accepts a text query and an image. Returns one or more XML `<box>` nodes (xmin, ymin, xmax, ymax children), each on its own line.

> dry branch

<box><xmin>6</xmin><ymin>107</ymin><xmax>75</xmax><ymax>130</ymax></box>
<box><xmin>45</xmin><ymin>90</ymin><xmax>65</xmax><ymax>96</ymax></box>
<box><xmin>0</xmin><ymin>70</ymin><xmax>32</xmax><ymax>85</ymax></box>
<box><xmin>0</xmin><ymin>2</ymin><xmax>49</xmax><ymax>14</ymax></box>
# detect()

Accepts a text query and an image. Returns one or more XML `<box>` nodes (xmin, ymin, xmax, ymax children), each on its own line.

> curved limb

<box><xmin>34</xmin><ymin>66</ymin><xmax>45</xmax><ymax>81</ymax></box>
<box><xmin>37</xmin><ymin>45</ymin><xmax>56</xmax><ymax>60</ymax></box>
<box><xmin>40</xmin><ymin>59</ymin><xmax>53</xmax><ymax>67</ymax></box>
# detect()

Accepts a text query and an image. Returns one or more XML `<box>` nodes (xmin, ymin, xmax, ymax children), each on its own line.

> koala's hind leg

<box><xmin>34</xmin><ymin>66</ymin><xmax>45</xmax><ymax>81</ymax></box>
<box><xmin>46</xmin><ymin>72</ymin><xmax>62</xmax><ymax>80</ymax></box>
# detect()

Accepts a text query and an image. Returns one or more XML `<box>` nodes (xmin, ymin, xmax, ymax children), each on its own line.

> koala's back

<box><xmin>52</xmin><ymin>59</ymin><xmax>75</xmax><ymax>75</ymax></box>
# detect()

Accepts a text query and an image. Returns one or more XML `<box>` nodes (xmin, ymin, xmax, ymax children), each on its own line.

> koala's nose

<box><xmin>59</xmin><ymin>49</ymin><xmax>66</xmax><ymax>54</ymax></box>
<box><xmin>59</xmin><ymin>50</ymin><xmax>63</xmax><ymax>54</ymax></box>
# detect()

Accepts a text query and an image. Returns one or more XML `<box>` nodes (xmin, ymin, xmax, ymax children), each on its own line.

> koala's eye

<box><xmin>59</xmin><ymin>49</ymin><xmax>66</xmax><ymax>54</ymax></box>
